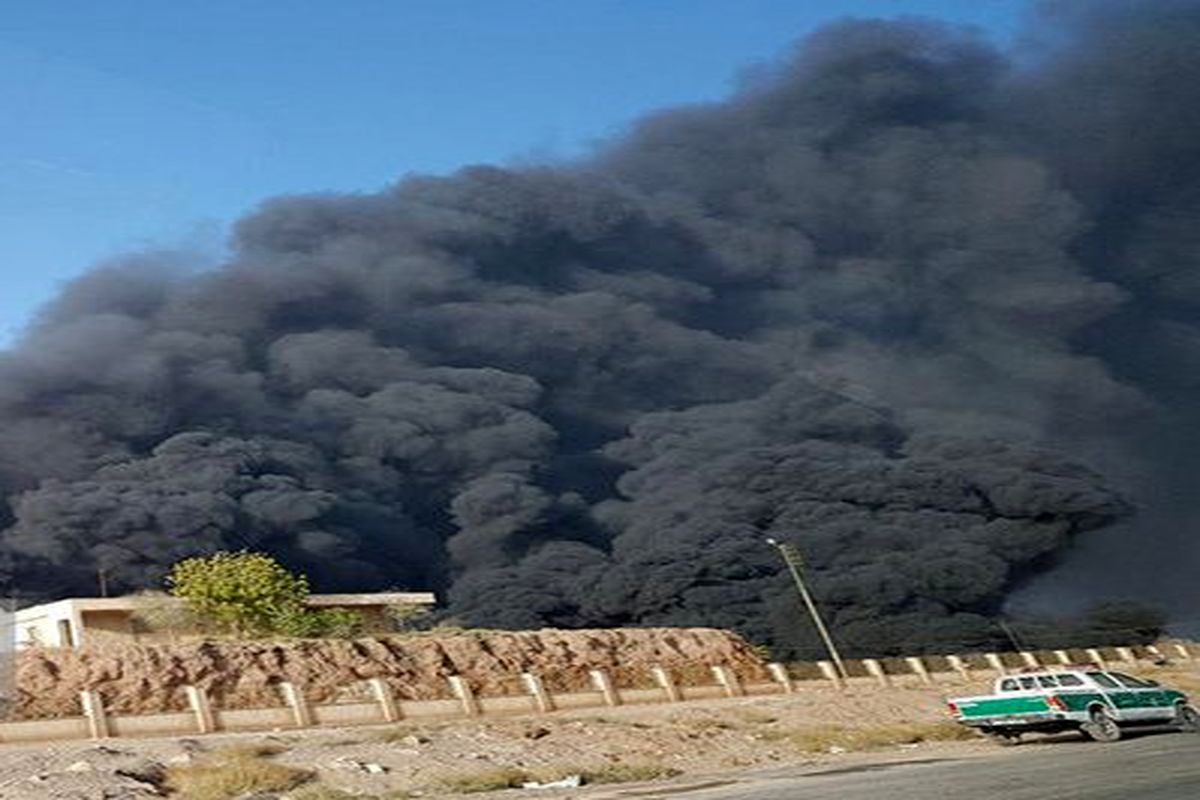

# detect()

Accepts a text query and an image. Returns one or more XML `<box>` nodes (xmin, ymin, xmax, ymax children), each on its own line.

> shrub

<box><xmin>168</xmin><ymin>551</ymin><xmax>310</xmax><ymax>637</ymax></box>
<box><xmin>273</xmin><ymin>606</ymin><xmax>366</xmax><ymax>639</ymax></box>
<box><xmin>163</xmin><ymin>744</ymin><xmax>312</xmax><ymax>799</ymax></box>
<box><xmin>439</xmin><ymin>766</ymin><xmax>529</xmax><ymax>793</ymax></box>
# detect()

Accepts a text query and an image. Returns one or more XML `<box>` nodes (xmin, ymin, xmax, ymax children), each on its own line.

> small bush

<box><xmin>272</xmin><ymin>605</ymin><xmax>365</xmax><ymax>639</ymax></box>
<box><xmin>576</xmin><ymin>763</ymin><xmax>682</xmax><ymax>784</ymax></box>
<box><xmin>164</xmin><ymin>744</ymin><xmax>312</xmax><ymax>800</ymax></box>
<box><xmin>733</xmin><ymin>708</ymin><xmax>778</xmax><ymax>725</ymax></box>
<box><xmin>438</xmin><ymin>762</ymin><xmax>680</xmax><ymax>794</ymax></box>
<box><xmin>439</xmin><ymin>766</ymin><xmax>529</xmax><ymax>793</ymax></box>
<box><xmin>767</xmin><ymin>721</ymin><xmax>975</xmax><ymax>752</ymax></box>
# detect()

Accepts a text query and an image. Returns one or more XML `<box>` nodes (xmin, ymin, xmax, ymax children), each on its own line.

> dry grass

<box><xmin>574</xmin><ymin>763</ymin><xmax>682</xmax><ymax>784</ymax></box>
<box><xmin>731</xmin><ymin>707</ymin><xmax>779</xmax><ymax>725</ymax></box>
<box><xmin>291</xmin><ymin>785</ymin><xmax>412</xmax><ymax>800</ymax></box>
<box><xmin>437</xmin><ymin>761</ymin><xmax>680</xmax><ymax>793</ymax></box>
<box><xmin>438</xmin><ymin>766</ymin><xmax>530</xmax><ymax>794</ymax></box>
<box><xmin>762</xmin><ymin>721</ymin><xmax>976</xmax><ymax>753</ymax></box>
<box><xmin>163</xmin><ymin>743</ymin><xmax>313</xmax><ymax>800</ymax></box>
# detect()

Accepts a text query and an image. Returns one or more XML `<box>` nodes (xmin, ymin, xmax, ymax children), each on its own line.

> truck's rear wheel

<box><xmin>1175</xmin><ymin>703</ymin><xmax>1200</xmax><ymax>733</ymax></box>
<box><xmin>1082</xmin><ymin>708</ymin><xmax>1121</xmax><ymax>743</ymax></box>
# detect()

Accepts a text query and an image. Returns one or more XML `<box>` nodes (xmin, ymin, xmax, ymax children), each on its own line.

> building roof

<box><xmin>14</xmin><ymin>591</ymin><xmax>436</xmax><ymax>619</ymax></box>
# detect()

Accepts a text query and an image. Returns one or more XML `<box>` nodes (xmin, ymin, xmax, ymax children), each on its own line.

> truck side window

<box><xmin>1036</xmin><ymin>676</ymin><xmax>1058</xmax><ymax>688</ymax></box>
<box><xmin>1000</xmin><ymin>678</ymin><xmax>1019</xmax><ymax>692</ymax></box>
<box><xmin>1088</xmin><ymin>672</ymin><xmax>1120</xmax><ymax>688</ymax></box>
<box><xmin>1110</xmin><ymin>672</ymin><xmax>1154</xmax><ymax>688</ymax></box>
<box><xmin>1054</xmin><ymin>674</ymin><xmax>1084</xmax><ymax>687</ymax></box>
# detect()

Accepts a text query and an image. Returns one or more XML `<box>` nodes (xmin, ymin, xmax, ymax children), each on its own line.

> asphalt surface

<box><xmin>666</xmin><ymin>730</ymin><xmax>1200</xmax><ymax>800</ymax></box>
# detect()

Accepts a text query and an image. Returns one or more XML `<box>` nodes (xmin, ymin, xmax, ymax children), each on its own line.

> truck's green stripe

<box><xmin>959</xmin><ymin>696</ymin><xmax>1049</xmax><ymax>717</ymax></box>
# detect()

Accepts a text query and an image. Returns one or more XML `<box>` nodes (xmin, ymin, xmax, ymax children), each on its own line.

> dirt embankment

<box><xmin>13</xmin><ymin>627</ymin><xmax>769</xmax><ymax>719</ymax></box>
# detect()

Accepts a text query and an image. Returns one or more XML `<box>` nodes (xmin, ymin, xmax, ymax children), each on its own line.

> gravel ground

<box><xmin>0</xmin><ymin>681</ymin><xmax>991</xmax><ymax>799</ymax></box>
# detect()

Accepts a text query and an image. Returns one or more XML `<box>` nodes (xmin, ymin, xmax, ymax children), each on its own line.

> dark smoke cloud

<box><xmin>1</xmin><ymin>1</ymin><xmax>1197</xmax><ymax>653</ymax></box>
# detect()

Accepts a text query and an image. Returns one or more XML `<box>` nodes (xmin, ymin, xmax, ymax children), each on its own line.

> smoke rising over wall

<box><xmin>1</xmin><ymin>2</ymin><xmax>1196</xmax><ymax>653</ymax></box>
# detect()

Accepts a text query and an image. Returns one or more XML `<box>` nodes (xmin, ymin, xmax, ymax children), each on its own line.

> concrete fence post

<box><xmin>80</xmin><ymin>690</ymin><xmax>110</xmax><ymax>739</ymax></box>
<box><xmin>816</xmin><ymin>660</ymin><xmax>844</xmax><ymax>690</ymax></box>
<box><xmin>185</xmin><ymin>685</ymin><xmax>215</xmax><ymax>734</ymax></box>
<box><xmin>984</xmin><ymin>653</ymin><xmax>1008</xmax><ymax>675</ymax></box>
<box><xmin>863</xmin><ymin>659</ymin><xmax>891</xmax><ymax>688</ymax></box>
<box><xmin>447</xmin><ymin>676</ymin><xmax>480</xmax><ymax>717</ymax></box>
<box><xmin>651</xmin><ymin>667</ymin><xmax>681</xmax><ymax>702</ymax></box>
<box><xmin>522</xmin><ymin>672</ymin><xmax>555</xmax><ymax>713</ymax></box>
<box><xmin>1019</xmin><ymin>652</ymin><xmax>1041</xmax><ymax>669</ymax></box>
<box><xmin>905</xmin><ymin>657</ymin><xmax>933</xmax><ymax>686</ymax></box>
<box><xmin>589</xmin><ymin>669</ymin><xmax>621</xmax><ymax>707</ymax></box>
<box><xmin>1172</xmin><ymin>643</ymin><xmax>1193</xmax><ymax>661</ymax></box>
<box><xmin>1145</xmin><ymin>644</ymin><xmax>1165</xmax><ymax>661</ymax></box>
<box><xmin>1114</xmin><ymin>646</ymin><xmax>1136</xmax><ymax>664</ymax></box>
<box><xmin>1085</xmin><ymin>648</ymin><xmax>1108</xmax><ymax>669</ymax></box>
<box><xmin>946</xmin><ymin>655</ymin><xmax>971</xmax><ymax>681</ymax></box>
<box><xmin>1053</xmin><ymin>649</ymin><xmax>1073</xmax><ymax>665</ymax></box>
<box><xmin>711</xmin><ymin>665</ymin><xmax>744</xmax><ymax>698</ymax></box>
<box><xmin>368</xmin><ymin>678</ymin><xmax>401</xmax><ymax>723</ymax></box>
<box><xmin>279</xmin><ymin>682</ymin><xmax>312</xmax><ymax>728</ymax></box>
<box><xmin>767</xmin><ymin>663</ymin><xmax>794</xmax><ymax>694</ymax></box>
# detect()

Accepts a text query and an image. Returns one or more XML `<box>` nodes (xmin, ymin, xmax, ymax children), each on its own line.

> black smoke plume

<box><xmin>0</xmin><ymin>1</ymin><xmax>1196</xmax><ymax>654</ymax></box>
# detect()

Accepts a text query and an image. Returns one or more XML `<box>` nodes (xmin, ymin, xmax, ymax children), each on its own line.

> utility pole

<box><xmin>997</xmin><ymin>617</ymin><xmax>1025</xmax><ymax>652</ymax></box>
<box><xmin>766</xmin><ymin>538</ymin><xmax>849</xmax><ymax>680</ymax></box>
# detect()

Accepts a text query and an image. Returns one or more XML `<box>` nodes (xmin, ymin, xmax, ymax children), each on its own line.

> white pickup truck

<box><xmin>948</xmin><ymin>667</ymin><xmax>1199</xmax><ymax>744</ymax></box>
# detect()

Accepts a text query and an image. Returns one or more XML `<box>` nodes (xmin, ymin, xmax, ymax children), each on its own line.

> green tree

<box><xmin>167</xmin><ymin>551</ymin><xmax>311</xmax><ymax>637</ymax></box>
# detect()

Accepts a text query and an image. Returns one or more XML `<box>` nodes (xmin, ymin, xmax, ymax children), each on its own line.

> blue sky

<box><xmin>1</xmin><ymin>1</ymin><xmax>1024</xmax><ymax>342</ymax></box>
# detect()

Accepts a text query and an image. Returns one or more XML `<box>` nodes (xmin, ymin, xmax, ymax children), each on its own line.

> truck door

<box><xmin>1109</xmin><ymin>672</ymin><xmax>1173</xmax><ymax>720</ymax></box>
<box><xmin>1087</xmin><ymin>671</ymin><xmax>1143</xmax><ymax>720</ymax></box>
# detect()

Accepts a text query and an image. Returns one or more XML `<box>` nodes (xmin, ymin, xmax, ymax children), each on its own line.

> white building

<box><xmin>7</xmin><ymin>592</ymin><xmax>436</xmax><ymax>649</ymax></box>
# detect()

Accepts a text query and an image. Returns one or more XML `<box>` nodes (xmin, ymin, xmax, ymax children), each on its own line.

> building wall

<box><xmin>13</xmin><ymin>602</ymin><xmax>79</xmax><ymax>649</ymax></box>
<box><xmin>79</xmin><ymin>610</ymin><xmax>136</xmax><ymax>643</ymax></box>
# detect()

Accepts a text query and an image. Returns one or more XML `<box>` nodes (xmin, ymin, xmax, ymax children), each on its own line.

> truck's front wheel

<box><xmin>1082</xmin><ymin>708</ymin><xmax>1121</xmax><ymax>743</ymax></box>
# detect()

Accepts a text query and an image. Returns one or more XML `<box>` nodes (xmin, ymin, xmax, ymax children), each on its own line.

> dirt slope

<box><xmin>13</xmin><ymin>627</ymin><xmax>769</xmax><ymax>719</ymax></box>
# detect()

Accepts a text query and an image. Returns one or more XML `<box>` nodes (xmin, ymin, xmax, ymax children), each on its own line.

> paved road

<box><xmin>665</xmin><ymin>731</ymin><xmax>1200</xmax><ymax>800</ymax></box>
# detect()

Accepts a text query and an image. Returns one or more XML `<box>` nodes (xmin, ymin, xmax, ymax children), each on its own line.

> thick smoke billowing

<box><xmin>1</xmin><ymin>1</ymin><xmax>1197</xmax><ymax>654</ymax></box>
